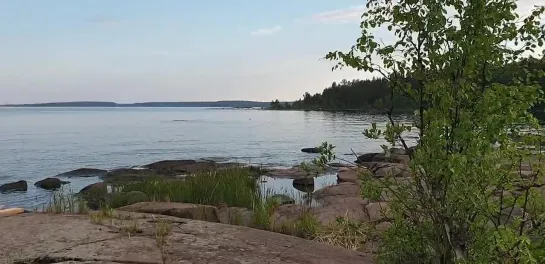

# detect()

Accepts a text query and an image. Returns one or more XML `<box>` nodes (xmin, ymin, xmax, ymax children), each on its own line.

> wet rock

<box><xmin>118</xmin><ymin>202</ymin><xmax>219</xmax><ymax>222</ymax></box>
<box><xmin>182</xmin><ymin>161</ymin><xmax>240</xmax><ymax>174</ymax></box>
<box><xmin>366</xmin><ymin>202</ymin><xmax>391</xmax><ymax>222</ymax></box>
<box><xmin>56</xmin><ymin>168</ymin><xmax>107</xmax><ymax>178</ymax></box>
<box><xmin>103</xmin><ymin>168</ymin><xmax>158</xmax><ymax>183</ymax></box>
<box><xmin>79</xmin><ymin>182</ymin><xmax>107</xmax><ymax>197</ymax></box>
<box><xmin>357</xmin><ymin>153</ymin><xmax>410</xmax><ymax>165</ymax></box>
<box><xmin>199</xmin><ymin>157</ymin><xmax>230</xmax><ymax>163</ymax></box>
<box><xmin>270</xmin><ymin>194</ymin><xmax>295</xmax><ymax>205</ymax></box>
<box><xmin>293</xmin><ymin>177</ymin><xmax>314</xmax><ymax>186</ymax></box>
<box><xmin>293</xmin><ymin>181</ymin><xmax>315</xmax><ymax>193</ymax></box>
<box><xmin>0</xmin><ymin>180</ymin><xmax>27</xmax><ymax>192</ymax></box>
<box><xmin>78</xmin><ymin>182</ymin><xmax>108</xmax><ymax>210</ymax></box>
<box><xmin>328</xmin><ymin>162</ymin><xmax>351</xmax><ymax>168</ymax></box>
<box><xmin>144</xmin><ymin>159</ymin><xmax>197</xmax><ymax>171</ymax></box>
<box><xmin>265</xmin><ymin>164</ymin><xmax>336</xmax><ymax>179</ymax></box>
<box><xmin>356</xmin><ymin>153</ymin><xmax>380</xmax><ymax>163</ymax></box>
<box><xmin>215</xmin><ymin>206</ymin><xmax>254</xmax><ymax>226</ymax></box>
<box><xmin>34</xmin><ymin>178</ymin><xmax>69</xmax><ymax>190</ymax></box>
<box><xmin>104</xmin><ymin>161</ymin><xmax>242</xmax><ymax>183</ymax></box>
<box><xmin>301</xmin><ymin>147</ymin><xmax>321</xmax><ymax>154</ymax></box>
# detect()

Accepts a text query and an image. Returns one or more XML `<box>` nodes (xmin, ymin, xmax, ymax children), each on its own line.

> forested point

<box><xmin>271</xmin><ymin>55</ymin><xmax>545</xmax><ymax>117</ymax></box>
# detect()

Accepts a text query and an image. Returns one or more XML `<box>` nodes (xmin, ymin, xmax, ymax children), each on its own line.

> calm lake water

<box><xmin>0</xmin><ymin>107</ymin><xmax>417</xmax><ymax>209</ymax></box>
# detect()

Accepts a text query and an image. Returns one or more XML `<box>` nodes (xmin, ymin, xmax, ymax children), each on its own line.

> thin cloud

<box><xmin>302</xmin><ymin>5</ymin><xmax>366</xmax><ymax>24</ymax></box>
<box><xmin>251</xmin><ymin>25</ymin><xmax>282</xmax><ymax>36</ymax></box>
<box><xmin>86</xmin><ymin>15</ymin><xmax>122</xmax><ymax>27</ymax></box>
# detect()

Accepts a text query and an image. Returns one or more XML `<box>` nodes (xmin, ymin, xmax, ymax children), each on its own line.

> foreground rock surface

<box><xmin>0</xmin><ymin>213</ymin><xmax>373</xmax><ymax>264</ymax></box>
<box><xmin>118</xmin><ymin>202</ymin><xmax>219</xmax><ymax>222</ymax></box>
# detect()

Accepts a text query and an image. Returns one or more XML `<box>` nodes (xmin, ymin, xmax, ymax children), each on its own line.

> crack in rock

<box><xmin>14</xmin><ymin>256</ymin><xmax>162</xmax><ymax>264</ymax></box>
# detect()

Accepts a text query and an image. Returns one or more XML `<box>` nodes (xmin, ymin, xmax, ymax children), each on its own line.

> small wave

<box><xmin>199</xmin><ymin>157</ymin><xmax>231</xmax><ymax>163</ymax></box>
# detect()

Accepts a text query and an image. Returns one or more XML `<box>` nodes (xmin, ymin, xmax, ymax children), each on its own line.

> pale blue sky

<box><xmin>0</xmin><ymin>0</ymin><xmax>541</xmax><ymax>104</ymax></box>
<box><xmin>0</xmin><ymin>0</ymin><xmax>373</xmax><ymax>103</ymax></box>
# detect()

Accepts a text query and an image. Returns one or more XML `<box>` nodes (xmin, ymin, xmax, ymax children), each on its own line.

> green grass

<box><xmin>45</xmin><ymin>188</ymin><xmax>89</xmax><ymax>214</ymax></box>
<box><xmin>252</xmin><ymin>193</ymin><xmax>282</xmax><ymax>229</ymax></box>
<box><xmin>120</xmin><ymin>167</ymin><xmax>259</xmax><ymax>208</ymax></box>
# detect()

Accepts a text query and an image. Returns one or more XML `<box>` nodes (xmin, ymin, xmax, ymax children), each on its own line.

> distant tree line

<box><xmin>270</xmin><ymin>78</ymin><xmax>416</xmax><ymax>112</ymax></box>
<box><xmin>271</xmin><ymin>54</ymin><xmax>545</xmax><ymax>117</ymax></box>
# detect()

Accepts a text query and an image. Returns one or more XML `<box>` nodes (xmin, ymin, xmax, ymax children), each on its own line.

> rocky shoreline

<box><xmin>0</xmin><ymin>148</ymin><xmax>417</xmax><ymax>258</ymax></box>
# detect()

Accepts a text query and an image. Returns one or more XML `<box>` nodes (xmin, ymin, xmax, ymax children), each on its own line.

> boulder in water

<box><xmin>293</xmin><ymin>181</ymin><xmax>315</xmax><ymax>193</ymax></box>
<box><xmin>356</xmin><ymin>153</ymin><xmax>409</xmax><ymax>165</ymax></box>
<box><xmin>301</xmin><ymin>147</ymin><xmax>321</xmax><ymax>154</ymax></box>
<box><xmin>78</xmin><ymin>182</ymin><xmax>108</xmax><ymax>210</ymax></box>
<box><xmin>0</xmin><ymin>180</ymin><xmax>28</xmax><ymax>193</ymax></box>
<box><xmin>293</xmin><ymin>177</ymin><xmax>314</xmax><ymax>186</ymax></box>
<box><xmin>34</xmin><ymin>178</ymin><xmax>69</xmax><ymax>190</ymax></box>
<box><xmin>56</xmin><ymin>168</ymin><xmax>107</xmax><ymax>178</ymax></box>
<box><xmin>144</xmin><ymin>160</ymin><xmax>197</xmax><ymax>170</ymax></box>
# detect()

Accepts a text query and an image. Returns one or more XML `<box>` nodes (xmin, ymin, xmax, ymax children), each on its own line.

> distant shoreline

<box><xmin>0</xmin><ymin>101</ymin><xmax>270</xmax><ymax>108</ymax></box>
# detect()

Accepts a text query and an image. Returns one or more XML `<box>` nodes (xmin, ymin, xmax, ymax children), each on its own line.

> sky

<box><xmin>0</xmin><ymin>0</ymin><xmax>542</xmax><ymax>104</ymax></box>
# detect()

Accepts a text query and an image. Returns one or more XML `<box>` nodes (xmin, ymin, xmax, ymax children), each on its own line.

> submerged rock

<box><xmin>0</xmin><ymin>180</ymin><xmax>27</xmax><ymax>192</ymax></box>
<box><xmin>356</xmin><ymin>153</ymin><xmax>410</xmax><ymax>165</ymax></box>
<box><xmin>103</xmin><ymin>168</ymin><xmax>158</xmax><ymax>183</ymax></box>
<box><xmin>34</xmin><ymin>178</ymin><xmax>69</xmax><ymax>190</ymax></box>
<box><xmin>292</xmin><ymin>181</ymin><xmax>315</xmax><ymax>193</ymax></box>
<box><xmin>293</xmin><ymin>177</ymin><xmax>314</xmax><ymax>186</ymax></box>
<box><xmin>102</xmin><ymin>161</ymin><xmax>244</xmax><ymax>184</ymax></box>
<box><xmin>56</xmin><ymin>168</ymin><xmax>107</xmax><ymax>178</ymax></box>
<box><xmin>143</xmin><ymin>159</ymin><xmax>197</xmax><ymax>170</ymax></box>
<box><xmin>301</xmin><ymin>147</ymin><xmax>321</xmax><ymax>154</ymax></box>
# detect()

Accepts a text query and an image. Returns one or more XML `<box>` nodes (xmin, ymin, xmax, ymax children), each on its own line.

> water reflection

<box><xmin>258</xmin><ymin>174</ymin><xmax>338</xmax><ymax>207</ymax></box>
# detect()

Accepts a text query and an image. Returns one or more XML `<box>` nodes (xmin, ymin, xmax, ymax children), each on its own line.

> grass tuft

<box><xmin>313</xmin><ymin>217</ymin><xmax>372</xmax><ymax>251</ymax></box>
<box><xmin>120</xmin><ymin>167</ymin><xmax>257</xmax><ymax>208</ymax></box>
<box><xmin>45</xmin><ymin>189</ymin><xmax>88</xmax><ymax>214</ymax></box>
<box><xmin>155</xmin><ymin>219</ymin><xmax>172</xmax><ymax>264</ymax></box>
